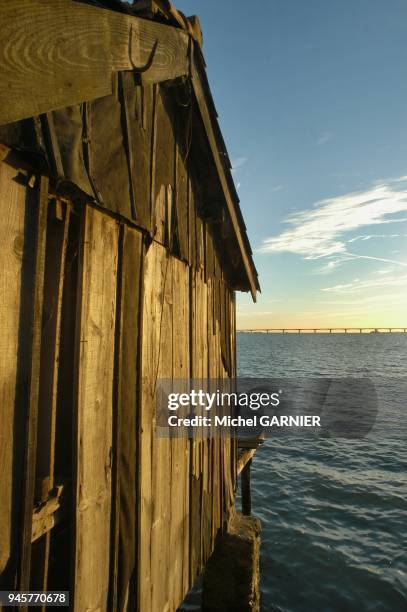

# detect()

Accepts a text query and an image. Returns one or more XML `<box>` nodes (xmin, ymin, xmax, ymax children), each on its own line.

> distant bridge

<box><xmin>238</xmin><ymin>328</ymin><xmax>407</xmax><ymax>334</ymax></box>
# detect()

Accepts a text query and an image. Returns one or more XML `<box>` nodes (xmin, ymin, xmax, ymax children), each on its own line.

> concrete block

<box><xmin>202</xmin><ymin>512</ymin><xmax>261</xmax><ymax>612</ymax></box>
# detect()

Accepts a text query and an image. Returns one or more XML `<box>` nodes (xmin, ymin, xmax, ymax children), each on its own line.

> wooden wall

<box><xmin>0</xmin><ymin>78</ymin><xmax>237</xmax><ymax>612</ymax></box>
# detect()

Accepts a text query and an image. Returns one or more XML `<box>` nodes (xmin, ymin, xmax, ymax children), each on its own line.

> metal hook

<box><xmin>129</xmin><ymin>24</ymin><xmax>158</xmax><ymax>73</ymax></box>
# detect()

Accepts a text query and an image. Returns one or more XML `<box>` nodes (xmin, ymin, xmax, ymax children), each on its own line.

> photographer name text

<box><xmin>167</xmin><ymin>415</ymin><xmax>321</xmax><ymax>428</ymax></box>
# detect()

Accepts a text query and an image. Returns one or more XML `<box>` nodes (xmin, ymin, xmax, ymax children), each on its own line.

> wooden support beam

<box><xmin>0</xmin><ymin>0</ymin><xmax>189</xmax><ymax>126</ymax></box>
<box><xmin>241</xmin><ymin>460</ymin><xmax>252</xmax><ymax>517</ymax></box>
<box><xmin>237</xmin><ymin>433</ymin><xmax>266</xmax><ymax>450</ymax></box>
<box><xmin>31</xmin><ymin>486</ymin><xmax>64</xmax><ymax>543</ymax></box>
<box><xmin>237</xmin><ymin>449</ymin><xmax>256</xmax><ymax>477</ymax></box>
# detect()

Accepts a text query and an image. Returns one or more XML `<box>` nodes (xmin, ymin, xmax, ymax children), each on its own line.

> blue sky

<box><xmin>175</xmin><ymin>0</ymin><xmax>407</xmax><ymax>328</ymax></box>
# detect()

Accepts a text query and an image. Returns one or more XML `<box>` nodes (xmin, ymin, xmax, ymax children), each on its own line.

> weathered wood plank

<box><xmin>0</xmin><ymin>161</ymin><xmax>30</xmax><ymax>584</ymax></box>
<box><xmin>154</xmin><ymin>184</ymin><xmax>167</xmax><ymax>245</ymax></box>
<box><xmin>220</xmin><ymin>316</ymin><xmax>233</xmax><ymax>530</ymax></box>
<box><xmin>196</xmin><ymin>215</ymin><xmax>204</xmax><ymax>271</ymax></box>
<box><xmin>150</xmin><ymin>250</ymin><xmax>172</xmax><ymax>612</ymax></box>
<box><xmin>175</xmin><ymin>123</ymin><xmax>189</xmax><ymax>262</ymax></box>
<box><xmin>192</xmin><ymin>224</ymin><xmax>206</xmax><ymax>573</ymax></box>
<box><xmin>200</xmin><ymin>277</ymin><xmax>211</xmax><ymax>571</ymax></box>
<box><xmin>209</xmin><ymin>273</ymin><xmax>224</xmax><ymax>547</ymax></box>
<box><xmin>225</xmin><ymin>286</ymin><xmax>232</xmax><ymax>376</ymax></box>
<box><xmin>224</xmin><ymin>289</ymin><xmax>236</xmax><ymax>522</ymax></box>
<box><xmin>188</xmin><ymin>176</ymin><xmax>196</xmax><ymax>267</ymax></box>
<box><xmin>113</xmin><ymin>225</ymin><xmax>143</xmax><ymax>612</ymax></box>
<box><xmin>205</xmin><ymin>227</ymin><xmax>215</xmax><ymax>284</ymax></box>
<box><xmin>88</xmin><ymin>92</ymin><xmax>134</xmax><ymax>220</ymax></box>
<box><xmin>149</xmin><ymin>85</ymin><xmax>159</xmax><ymax>234</ymax></box>
<box><xmin>220</xmin><ymin>279</ymin><xmax>227</xmax><ymax>373</ymax></box>
<box><xmin>230</xmin><ymin>290</ymin><xmax>237</xmax><ymax>490</ymax></box>
<box><xmin>169</xmin><ymin>258</ymin><xmax>190</xmax><ymax>606</ymax></box>
<box><xmin>73</xmin><ymin>206</ymin><xmax>119</xmax><ymax>612</ymax></box>
<box><xmin>139</xmin><ymin>241</ymin><xmax>168</xmax><ymax>612</ymax></box>
<box><xmin>0</xmin><ymin>0</ymin><xmax>189</xmax><ymax>126</ymax></box>
<box><xmin>19</xmin><ymin>175</ymin><xmax>49</xmax><ymax>598</ymax></box>
<box><xmin>121</xmin><ymin>77</ymin><xmax>154</xmax><ymax>232</ymax></box>
<box><xmin>219</xmin><ymin>281</ymin><xmax>232</xmax><ymax>530</ymax></box>
<box><xmin>152</xmin><ymin>89</ymin><xmax>175</xmax><ymax>244</ymax></box>
<box><xmin>35</xmin><ymin>201</ymin><xmax>71</xmax><ymax>497</ymax></box>
<box><xmin>171</xmin><ymin>130</ymin><xmax>193</xmax><ymax>606</ymax></box>
<box><xmin>197</xmin><ymin>271</ymin><xmax>208</xmax><ymax>477</ymax></box>
<box><xmin>189</xmin><ymin>270</ymin><xmax>200</xmax><ymax>583</ymax></box>
<box><xmin>31</xmin><ymin>199</ymin><xmax>71</xmax><ymax>594</ymax></box>
<box><xmin>206</xmin><ymin>278</ymin><xmax>217</xmax><ymax>554</ymax></box>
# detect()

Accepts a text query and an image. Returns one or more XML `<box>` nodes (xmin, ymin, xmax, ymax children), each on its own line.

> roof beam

<box><xmin>0</xmin><ymin>1</ymin><xmax>258</xmax><ymax>296</ymax></box>
<box><xmin>191</xmin><ymin>57</ymin><xmax>258</xmax><ymax>300</ymax></box>
<box><xmin>0</xmin><ymin>0</ymin><xmax>189</xmax><ymax>126</ymax></box>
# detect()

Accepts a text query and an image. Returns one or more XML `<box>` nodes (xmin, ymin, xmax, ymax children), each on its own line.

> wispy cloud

<box><xmin>272</xmin><ymin>184</ymin><xmax>284</xmax><ymax>193</ymax></box>
<box><xmin>315</xmin><ymin>258</ymin><xmax>346</xmax><ymax>274</ymax></box>
<box><xmin>322</xmin><ymin>272</ymin><xmax>407</xmax><ymax>293</ymax></box>
<box><xmin>376</xmin><ymin>267</ymin><xmax>394</xmax><ymax>275</ymax></box>
<box><xmin>346</xmin><ymin>252</ymin><xmax>407</xmax><ymax>266</ymax></box>
<box><xmin>347</xmin><ymin>233</ymin><xmax>400</xmax><ymax>243</ymax></box>
<box><xmin>320</xmin><ymin>292</ymin><xmax>406</xmax><ymax>306</ymax></box>
<box><xmin>260</xmin><ymin>177</ymin><xmax>407</xmax><ymax>262</ymax></box>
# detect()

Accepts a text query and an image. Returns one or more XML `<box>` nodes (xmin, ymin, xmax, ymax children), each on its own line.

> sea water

<box><xmin>237</xmin><ymin>332</ymin><xmax>407</xmax><ymax>612</ymax></box>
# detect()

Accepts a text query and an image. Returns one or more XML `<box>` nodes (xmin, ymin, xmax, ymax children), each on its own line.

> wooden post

<box><xmin>241</xmin><ymin>459</ymin><xmax>252</xmax><ymax>516</ymax></box>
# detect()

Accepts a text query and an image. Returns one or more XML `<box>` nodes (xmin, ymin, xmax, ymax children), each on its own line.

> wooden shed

<box><xmin>0</xmin><ymin>1</ymin><xmax>259</xmax><ymax>610</ymax></box>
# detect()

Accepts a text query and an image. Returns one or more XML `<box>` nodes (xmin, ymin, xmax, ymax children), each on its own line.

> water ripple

<box><xmin>238</xmin><ymin>333</ymin><xmax>407</xmax><ymax>611</ymax></box>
